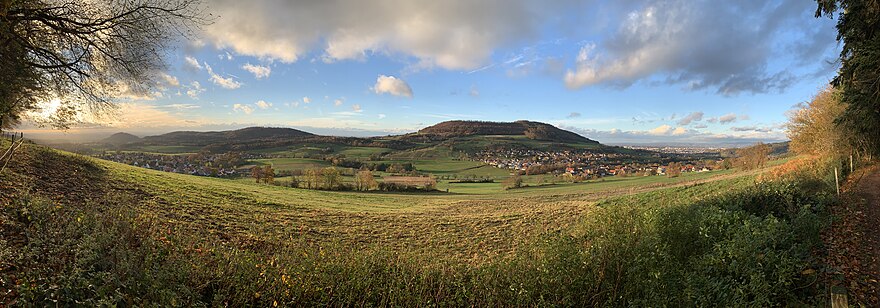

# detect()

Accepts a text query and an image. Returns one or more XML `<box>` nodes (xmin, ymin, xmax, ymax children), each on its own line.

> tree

<box><xmin>735</xmin><ymin>143</ymin><xmax>771</xmax><ymax>170</ymax></box>
<box><xmin>304</xmin><ymin>169</ymin><xmax>321</xmax><ymax>189</ymax></box>
<box><xmin>0</xmin><ymin>0</ymin><xmax>206</xmax><ymax>129</ymax></box>
<box><xmin>250</xmin><ymin>166</ymin><xmax>262</xmax><ymax>183</ymax></box>
<box><xmin>719</xmin><ymin>158</ymin><xmax>733</xmax><ymax>170</ymax></box>
<box><xmin>288</xmin><ymin>176</ymin><xmax>300</xmax><ymax>188</ymax></box>
<box><xmin>322</xmin><ymin>167</ymin><xmax>341</xmax><ymax>190</ymax></box>
<box><xmin>787</xmin><ymin>86</ymin><xmax>852</xmax><ymax>157</ymax></box>
<box><xmin>262</xmin><ymin>165</ymin><xmax>274</xmax><ymax>184</ymax></box>
<box><xmin>354</xmin><ymin>170</ymin><xmax>377</xmax><ymax>191</ymax></box>
<box><xmin>503</xmin><ymin>172</ymin><xmax>523</xmax><ymax>190</ymax></box>
<box><xmin>423</xmin><ymin>177</ymin><xmax>437</xmax><ymax>191</ymax></box>
<box><xmin>815</xmin><ymin>0</ymin><xmax>880</xmax><ymax>156</ymax></box>
<box><xmin>666</xmin><ymin>162</ymin><xmax>682</xmax><ymax>178</ymax></box>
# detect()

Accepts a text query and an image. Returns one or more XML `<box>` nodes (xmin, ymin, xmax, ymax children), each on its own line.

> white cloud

<box><xmin>202</xmin><ymin>0</ymin><xmax>582</xmax><ymax>70</ymax></box>
<box><xmin>731</xmin><ymin>126</ymin><xmax>773</xmax><ymax>133</ymax></box>
<box><xmin>104</xmin><ymin>103</ymin><xmax>208</xmax><ymax>128</ymax></box>
<box><xmin>672</xmin><ymin>127</ymin><xmax>688</xmax><ymax>135</ymax></box>
<box><xmin>718</xmin><ymin>113</ymin><xmax>738</xmax><ymax>124</ymax></box>
<box><xmin>162</xmin><ymin>103</ymin><xmax>201</xmax><ymax>110</ymax></box>
<box><xmin>567</xmin><ymin>112</ymin><xmax>582</xmax><ymax>119</ymax></box>
<box><xmin>649</xmin><ymin>124</ymin><xmax>674</xmax><ymax>135</ymax></box>
<box><xmin>184</xmin><ymin>56</ymin><xmax>202</xmax><ymax>70</ymax></box>
<box><xmin>242</xmin><ymin>63</ymin><xmax>271</xmax><ymax>79</ymax></box>
<box><xmin>373</xmin><ymin>75</ymin><xmax>413</xmax><ymax>98</ymax></box>
<box><xmin>646</xmin><ymin>125</ymin><xmax>688</xmax><ymax>136</ymax></box>
<box><xmin>255</xmin><ymin>100</ymin><xmax>272</xmax><ymax>109</ymax></box>
<box><xmin>334</xmin><ymin>99</ymin><xmax>343</xmax><ymax>106</ymax></box>
<box><xmin>563</xmin><ymin>125</ymin><xmax>786</xmax><ymax>146</ymax></box>
<box><xmin>302</xmin><ymin>97</ymin><xmax>311</xmax><ymax>104</ymax></box>
<box><xmin>160</xmin><ymin>73</ymin><xmax>180</xmax><ymax>87</ymax></box>
<box><xmin>185</xmin><ymin>81</ymin><xmax>205</xmax><ymax>99</ymax></box>
<box><xmin>206</xmin><ymin>64</ymin><xmax>242</xmax><ymax>89</ymax></box>
<box><xmin>676</xmin><ymin>111</ymin><xmax>704</xmax><ymax>125</ymax></box>
<box><xmin>378</xmin><ymin>113</ymin><xmax>386</xmax><ymax>119</ymax></box>
<box><xmin>563</xmin><ymin>0</ymin><xmax>828</xmax><ymax>95</ymax></box>
<box><xmin>233</xmin><ymin>103</ymin><xmax>254</xmax><ymax>114</ymax></box>
<box><xmin>351</xmin><ymin>104</ymin><xmax>362</xmax><ymax>112</ymax></box>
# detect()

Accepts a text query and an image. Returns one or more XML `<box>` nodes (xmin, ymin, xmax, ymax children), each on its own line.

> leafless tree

<box><xmin>0</xmin><ymin>0</ymin><xmax>208</xmax><ymax>129</ymax></box>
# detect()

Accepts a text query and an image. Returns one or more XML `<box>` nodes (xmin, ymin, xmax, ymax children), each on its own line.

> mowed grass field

<box><xmin>3</xmin><ymin>142</ymin><xmax>830</xmax><ymax>306</ymax></box>
<box><xmin>437</xmin><ymin>168</ymin><xmax>736</xmax><ymax>194</ymax></box>
<box><xmin>249</xmin><ymin>157</ymin><xmax>330</xmax><ymax>170</ymax></box>
<box><xmin>253</xmin><ymin>144</ymin><xmax>391</xmax><ymax>159</ymax></box>
<box><xmin>4</xmin><ymin>143</ymin><xmax>759</xmax><ymax>262</ymax></box>
<box><xmin>250</xmin><ymin>153</ymin><xmax>738</xmax><ymax>195</ymax></box>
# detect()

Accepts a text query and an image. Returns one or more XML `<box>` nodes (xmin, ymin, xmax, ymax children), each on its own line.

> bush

<box><xmin>2</xmin><ymin>194</ymin><xmax>197</xmax><ymax>306</ymax></box>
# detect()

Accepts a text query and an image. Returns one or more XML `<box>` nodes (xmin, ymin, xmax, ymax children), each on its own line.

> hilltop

<box><xmin>415</xmin><ymin>120</ymin><xmax>598</xmax><ymax>144</ymax></box>
<box><xmin>100</xmin><ymin>132</ymin><xmax>141</xmax><ymax>145</ymax></box>
<box><xmin>60</xmin><ymin>121</ymin><xmax>604</xmax><ymax>155</ymax></box>
<box><xmin>141</xmin><ymin>127</ymin><xmax>316</xmax><ymax>146</ymax></box>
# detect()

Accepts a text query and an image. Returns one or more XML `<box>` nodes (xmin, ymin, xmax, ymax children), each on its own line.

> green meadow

<box><xmin>1</xmin><ymin>143</ymin><xmax>832</xmax><ymax>306</ymax></box>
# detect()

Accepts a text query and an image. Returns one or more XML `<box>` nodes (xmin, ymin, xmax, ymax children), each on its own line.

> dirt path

<box><xmin>824</xmin><ymin>164</ymin><xmax>880</xmax><ymax>306</ymax></box>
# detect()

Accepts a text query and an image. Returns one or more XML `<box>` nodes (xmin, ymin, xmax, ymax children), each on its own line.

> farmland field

<box><xmin>249</xmin><ymin>157</ymin><xmax>331</xmax><ymax>171</ymax></box>
<box><xmin>253</xmin><ymin>144</ymin><xmax>391</xmax><ymax>159</ymax></box>
<box><xmin>1</xmin><ymin>142</ymin><xmax>832</xmax><ymax>306</ymax></box>
<box><xmin>3</xmin><ymin>143</ymin><xmax>772</xmax><ymax>259</ymax></box>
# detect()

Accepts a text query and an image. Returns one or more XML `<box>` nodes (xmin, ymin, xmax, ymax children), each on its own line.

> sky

<box><xmin>23</xmin><ymin>0</ymin><xmax>842</xmax><ymax>146</ymax></box>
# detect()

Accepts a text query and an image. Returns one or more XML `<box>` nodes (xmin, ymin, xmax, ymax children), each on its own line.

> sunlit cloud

<box><xmin>184</xmin><ymin>56</ymin><xmax>202</xmax><ymax>70</ymax></box>
<box><xmin>242</xmin><ymin>63</ymin><xmax>271</xmax><ymax>79</ymax></box>
<box><xmin>206</xmin><ymin>64</ymin><xmax>242</xmax><ymax>89</ymax></box>
<box><xmin>185</xmin><ymin>81</ymin><xmax>205</xmax><ymax>99</ymax></box>
<box><xmin>255</xmin><ymin>100</ymin><xmax>272</xmax><ymax>109</ymax></box>
<box><xmin>233</xmin><ymin>103</ymin><xmax>254</xmax><ymax>114</ymax></box>
<box><xmin>373</xmin><ymin>75</ymin><xmax>413</xmax><ymax>98</ymax></box>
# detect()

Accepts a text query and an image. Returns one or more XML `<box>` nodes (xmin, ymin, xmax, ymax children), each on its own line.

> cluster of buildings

<box><xmin>98</xmin><ymin>152</ymin><xmax>253</xmax><ymax>177</ymax></box>
<box><xmin>569</xmin><ymin>164</ymin><xmax>713</xmax><ymax>177</ymax></box>
<box><xmin>472</xmin><ymin>148</ymin><xmax>714</xmax><ymax>177</ymax></box>
<box><xmin>472</xmin><ymin>149</ymin><xmax>620</xmax><ymax>170</ymax></box>
<box><xmin>621</xmin><ymin>145</ymin><xmax>723</xmax><ymax>154</ymax></box>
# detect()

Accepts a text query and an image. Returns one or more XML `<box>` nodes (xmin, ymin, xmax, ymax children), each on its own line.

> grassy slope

<box><xmin>2</xmin><ymin>142</ymin><xmax>828</xmax><ymax>306</ymax></box>
<box><xmin>2</xmin><ymin>143</ymin><xmax>755</xmax><ymax>260</ymax></box>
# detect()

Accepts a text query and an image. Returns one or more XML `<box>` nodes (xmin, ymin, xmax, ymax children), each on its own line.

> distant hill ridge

<box><xmin>143</xmin><ymin>127</ymin><xmax>315</xmax><ymax>145</ymax></box>
<box><xmin>417</xmin><ymin>120</ymin><xmax>598</xmax><ymax>144</ymax></box>
<box><xmin>124</xmin><ymin>121</ymin><xmax>598</xmax><ymax>149</ymax></box>
<box><xmin>101</xmin><ymin>132</ymin><xmax>141</xmax><ymax>145</ymax></box>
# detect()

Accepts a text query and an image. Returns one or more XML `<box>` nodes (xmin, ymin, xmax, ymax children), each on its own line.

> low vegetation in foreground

<box><xmin>0</xmin><ymin>141</ymin><xmax>837</xmax><ymax>306</ymax></box>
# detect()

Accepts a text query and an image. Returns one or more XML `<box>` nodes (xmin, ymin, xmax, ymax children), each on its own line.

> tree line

<box><xmin>251</xmin><ymin>166</ymin><xmax>438</xmax><ymax>192</ymax></box>
<box><xmin>812</xmin><ymin>0</ymin><xmax>880</xmax><ymax>158</ymax></box>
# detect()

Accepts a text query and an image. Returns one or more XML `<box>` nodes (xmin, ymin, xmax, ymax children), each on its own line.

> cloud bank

<box><xmin>203</xmin><ymin>0</ymin><xmax>580</xmax><ymax>70</ymax></box>
<box><xmin>564</xmin><ymin>0</ymin><xmax>832</xmax><ymax>95</ymax></box>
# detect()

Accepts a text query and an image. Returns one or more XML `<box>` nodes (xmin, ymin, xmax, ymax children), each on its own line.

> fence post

<box><xmin>834</xmin><ymin>167</ymin><xmax>840</xmax><ymax>197</ymax></box>
<box><xmin>850</xmin><ymin>154</ymin><xmax>853</xmax><ymax>174</ymax></box>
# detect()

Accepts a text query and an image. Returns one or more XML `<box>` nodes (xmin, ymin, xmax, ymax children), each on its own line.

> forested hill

<box><xmin>142</xmin><ymin>127</ymin><xmax>316</xmax><ymax>146</ymax></box>
<box><xmin>100</xmin><ymin>132</ymin><xmax>141</xmax><ymax>145</ymax></box>
<box><xmin>416</xmin><ymin>120</ymin><xmax>598</xmax><ymax>144</ymax></box>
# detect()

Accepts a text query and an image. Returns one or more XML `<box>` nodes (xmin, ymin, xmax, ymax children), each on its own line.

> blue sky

<box><xmin>25</xmin><ymin>0</ymin><xmax>841</xmax><ymax>146</ymax></box>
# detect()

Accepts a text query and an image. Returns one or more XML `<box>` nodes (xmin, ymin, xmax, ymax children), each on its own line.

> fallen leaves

<box><xmin>821</xmin><ymin>165</ymin><xmax>880</xmax><ymax>307</ymax></box>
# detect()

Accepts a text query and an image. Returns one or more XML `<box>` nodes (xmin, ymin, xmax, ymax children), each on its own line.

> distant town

<box><xmin>471</xmin><ymin>148</ymin><xmax>719</xmax><ymax>178</ymax></box>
